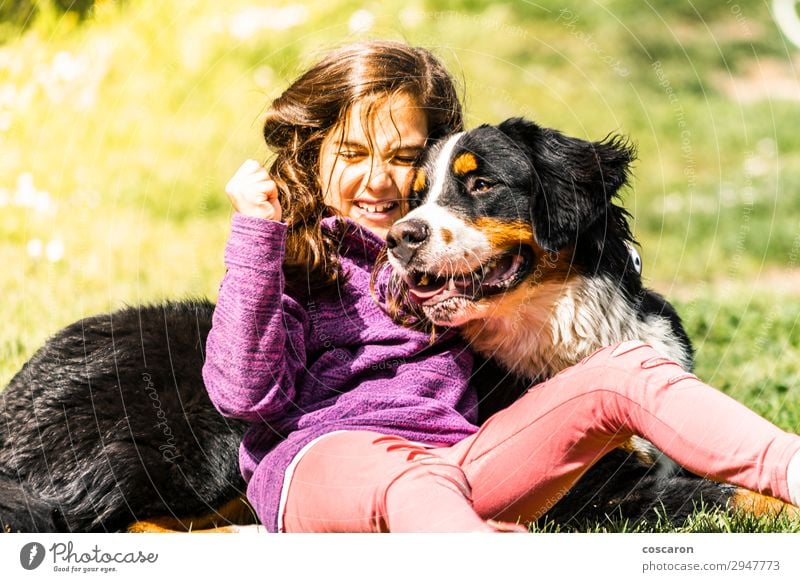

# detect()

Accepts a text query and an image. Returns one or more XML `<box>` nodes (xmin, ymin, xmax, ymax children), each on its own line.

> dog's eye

<box><xmin>625</xmin><ymin>242</ymin><xmax>642</xmax><ymax>275</ymax></box>
<box><xmin>471</xmin><ymin>178</ymin><xmax>493</xmax><ymax>194</ymax></box>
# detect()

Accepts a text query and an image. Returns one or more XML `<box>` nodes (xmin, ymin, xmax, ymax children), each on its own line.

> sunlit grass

<box><xmin>532</xmin><ymin>503</ymin><xmax>800</xmax><ymax>533</ymax></box>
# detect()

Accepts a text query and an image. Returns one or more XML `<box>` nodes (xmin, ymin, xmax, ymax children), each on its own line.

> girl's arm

<box><xmin>203</xmin><ymin>214</ymin><xmax>308</xmax><ymax>423</ymax></box>
<box><xmin>203</xmin><ymin>161</ymin><xmax>305</xmax><ymax>422</ymax></box>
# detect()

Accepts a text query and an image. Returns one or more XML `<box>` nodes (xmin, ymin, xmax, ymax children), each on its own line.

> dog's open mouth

<box><xmin>403</xmin><ymin>246</ymin><xmax>534</xmax><ymax>305</ymax></box>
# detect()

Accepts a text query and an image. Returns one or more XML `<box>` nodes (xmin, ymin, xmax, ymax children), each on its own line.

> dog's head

<box><xmin>386</xmin><ymin>117</ymin><xmax>637</xmax><ymax>326</ymax></box>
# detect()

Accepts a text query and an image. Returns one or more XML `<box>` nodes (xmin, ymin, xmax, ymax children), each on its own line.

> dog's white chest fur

<box><xmin>462</xmin><ymin>275</ymin><xmax>691</xmax><ymax>382</ymax></box>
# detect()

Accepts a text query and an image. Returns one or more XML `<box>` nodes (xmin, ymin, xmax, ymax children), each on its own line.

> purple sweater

<box><xmin>202</xmin><ymin>214</ymin><xmax>479</xmax><ymax>531</ymax></box>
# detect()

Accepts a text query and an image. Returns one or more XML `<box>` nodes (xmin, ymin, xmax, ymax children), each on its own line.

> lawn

<box><xmin>1</xmin><ymin>0</ymin><xmax>799</xmax><ymax>532</ymax></box>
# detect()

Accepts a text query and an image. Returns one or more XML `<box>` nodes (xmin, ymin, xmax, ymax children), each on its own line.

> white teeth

<box><xmin>355</xmin><ymin>201</ymin><xmax>397</xmax><ymax>214</ymax></box>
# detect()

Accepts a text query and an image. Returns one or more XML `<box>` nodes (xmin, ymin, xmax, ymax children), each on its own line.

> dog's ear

<box><xmin>497</xmin><ymin>117</ymin><xmax>635</xmax><ymax>251</ymax></box>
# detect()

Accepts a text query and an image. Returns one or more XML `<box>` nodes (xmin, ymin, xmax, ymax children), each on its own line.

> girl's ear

<box><xmin>497</xmin><ymin>118</ymin><xmax>636</xmax><ymax>252</ymax></box>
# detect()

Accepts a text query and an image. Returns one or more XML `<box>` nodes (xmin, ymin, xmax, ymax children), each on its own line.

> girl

<box><xmin>203</xmin><ymin>40</ymin><xmax>800</xmax><ymax>533</ymax></box>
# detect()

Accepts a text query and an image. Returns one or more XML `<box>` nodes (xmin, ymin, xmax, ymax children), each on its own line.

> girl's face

<box><xmin>319</xmin><ymin>92</ymin><xmax>428</xmax><ymax>239</ymax></box>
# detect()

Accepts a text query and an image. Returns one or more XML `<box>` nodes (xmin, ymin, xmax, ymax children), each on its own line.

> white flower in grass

<box><xmin>349</xmin><ymin>10</ymin><xmax>375</xmax><ymax>34</ymax></box>
<box><xmin>719</xmin><ymin>185</ymin><xmax>737</xmax><ymax>207</ymax></box>
<box><xmin>229</xmin><ymin>8</ymin><xmax>260</xmax><ymax>40</ymax></box>
<box><xmin>34</xmin><ymin>191</ymin><xmax>54</xmax><ymax>215</ymax></box>
<box><xmin>52</xmin><ymin>51</ymin><xmax>83</xmax><ymax>83</ymax></box>
<box><xmin>253</xmin><ymin>65</ymin><xmax>274</xmax><ymax>88</ymax></box>
<box><xmin>399</xmin><ymin>7</ymin><xmax>425</xmax><ymax>28</ymax></box>
<box><xmin>27</xmin><ymin>239</ymin><xmax>43</xmax><ymax>259</ymax></box>
<box><xmin>13</xmin><ymin>173</ymin><xmax>54</xmax><ymax>214</ymax></box>
<box><xmin>14</xmin><ymin>173</ymin><xmax>36</xmax><ymax>207</ymax></box>
<box><xmin>270</xmin><ymin>5</ymin><xmax>309</xmax><ymax>30</ymax></box>
<box><xmin>229</xmin><ymin>5</ymin><xmax>309</xmax><ymax>39</ymax></box>
<box><xmin>46</xmin><ymin>239</ymin><xmax>65</xmax><ymax>263</ymax></box>
<box><xmin>0</xmin><ymin>188</ymin><xmax>8</xmax><ymax>207</ymax></box>
<box><xmin>743</xmin><ymin>155</ymin><xmax>769</xmax><ymax>178</ymax></box>
<box><xmin>661</xmin><ymin>192</ymin><xmax>685</xmax><ymax>214</ymax></box>
<box><xmin>76</xmin><ymin>87</ymin><xmax>97</xmax><ymax>110</ymax></box>
<box><xmin>0</xmin><ymin>82</ymin><xmax>16</xmax><ymax>107</ymax></box>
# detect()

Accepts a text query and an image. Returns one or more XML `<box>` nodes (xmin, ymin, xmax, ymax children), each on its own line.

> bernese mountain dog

<box><xmin>385</xmin><ymin>117</ymin><xmax>793</xmax><ymax>524</ymax></box>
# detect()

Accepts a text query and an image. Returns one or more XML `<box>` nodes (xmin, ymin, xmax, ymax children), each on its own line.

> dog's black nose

<box><xmin>386</xmin><ymin>219</ymin><xmax>429</xmax><ymax>265</ymax></box>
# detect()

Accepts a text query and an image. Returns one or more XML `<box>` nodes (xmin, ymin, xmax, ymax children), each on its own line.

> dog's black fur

<box><xmin>0</xmin><ymin>300</ymin><xmax>247</xmax><ymax>532</ymax></box>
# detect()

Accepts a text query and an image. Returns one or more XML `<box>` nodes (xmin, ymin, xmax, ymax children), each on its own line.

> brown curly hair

<box><xmin>262</xmin><ymin>40</ymin><xmax>463</xmax><ymax>294</ymax></box>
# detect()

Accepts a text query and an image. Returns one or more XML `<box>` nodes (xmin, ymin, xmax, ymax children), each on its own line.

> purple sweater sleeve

<box><xmin>202</xmin><ymin>214</ymin><xmax>308</xmax><ymax>423</ymax></box>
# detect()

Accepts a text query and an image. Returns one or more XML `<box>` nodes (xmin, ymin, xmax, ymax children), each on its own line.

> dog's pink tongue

<box><xmin>409</xmin><ymin>279</ymin><xmax>458</xmax><ymax>304</ymax></box>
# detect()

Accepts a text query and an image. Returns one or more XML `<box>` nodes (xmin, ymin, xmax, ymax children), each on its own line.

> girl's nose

<box><xmin>367</xmin><ymin>163</ymin><xmax>395</xmax><ymax>192</ymax></box>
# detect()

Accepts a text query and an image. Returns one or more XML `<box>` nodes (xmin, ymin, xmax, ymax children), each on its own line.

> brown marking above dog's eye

<box><xmin>413</xmin><ymin>169</ymin><xmax>427</xmax><ymax>192</ymax></box>
<box><xmin>453</xmin><ymin>152</ymin><xmax>478</xmax><ymax>176</ymax></box>
<box><xmin>441</xmin><ymin>229</ymin><xmax>453</xmax><ymax>244</ymax></box>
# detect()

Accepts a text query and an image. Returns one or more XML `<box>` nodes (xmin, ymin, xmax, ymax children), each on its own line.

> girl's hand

<box><xmin>225</xmin><ymin>159</ymin><xmax>282</xmax><ymax>222</ymax></box>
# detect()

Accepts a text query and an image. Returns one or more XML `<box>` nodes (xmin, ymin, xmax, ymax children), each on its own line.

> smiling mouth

<box><xmin>402</xmin><ymin>246</ymin><xmax>534</xmax><ymax>305</ymax></box>
<box><xmin>354</xmin><ymin>200</ymin><xmax>400</xmax><ymax>214</ymax></box>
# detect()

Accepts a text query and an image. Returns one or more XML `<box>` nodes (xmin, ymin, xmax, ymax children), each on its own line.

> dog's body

<box><xmin>0</xmin><ymin>118</ymin><xmax>791</xmax><ymax>532</ymax></box>
<box><xmin>0</xmin><ymin>301</ymin><xmax>250</xmax><ymax>532</ymax></box>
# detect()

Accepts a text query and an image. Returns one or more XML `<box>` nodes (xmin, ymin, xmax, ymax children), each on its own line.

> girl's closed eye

<box><xmin>391</xmin><ymin>151</ymin><xmax>422</xmax><ymax>166</ymax></box>
<box><xmin>339</xmin><ymin>149</ymin><xmax>367</xmax><ymax>162</ymax></box>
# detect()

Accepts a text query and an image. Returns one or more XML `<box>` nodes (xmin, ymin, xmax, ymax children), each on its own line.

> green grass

<box><xmin>532</xmin><ymin>504</ymin><xmax>800</xmax><ymax>533</ymax></box>
<box><xmin>2</xmin><ymin>0</ymin><xmax>799</xmax><ymax>532</ymax></box>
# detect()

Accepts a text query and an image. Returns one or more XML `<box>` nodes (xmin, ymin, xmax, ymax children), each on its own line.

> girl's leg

<box><xmin>281</xmin><ymin>430</ymin><xmax>523</xmax><ymax>532</ymax></box>
<box><xmin>442</xmin><ymin>341</ymin><xmax>800</xmax><ymax>523</ymax></box>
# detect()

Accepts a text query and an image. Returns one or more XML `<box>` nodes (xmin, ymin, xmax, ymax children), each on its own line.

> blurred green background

<box><xmin>1</xmin><ymin>0</ymin><xmax>799</xmax><ymax>433</ymax></box>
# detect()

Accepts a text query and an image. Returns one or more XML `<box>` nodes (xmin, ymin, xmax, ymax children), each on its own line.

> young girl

<box><xmin>203</xmin><ymin>40</ymin><xmax>800</xmax><ymax>533</ymax></box>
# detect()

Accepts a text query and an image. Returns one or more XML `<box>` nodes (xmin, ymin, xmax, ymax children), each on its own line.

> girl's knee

<box><xmin>387</xmin><ymin>457</ymin><xmax>474</xmax><ymax>503</ymax></box>
<box><xmin>587</xmin><ymin>341</ymin><xmax>684</xmax><ymax>373</ymax></box>
<box><xmin>370</xmin><ymin>435</ymin><xmax>472</xmax><ymax>497</ymax></box>
<box><xmin>559</xmin><ymin>341</ymin><xmax>696</xmax><ymax>401</ymax></box>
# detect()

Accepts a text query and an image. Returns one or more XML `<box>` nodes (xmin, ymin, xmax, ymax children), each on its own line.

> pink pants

<box><xmin>282</xmin><ymin>342</ymin><xmax>800</xmax><ymax>532</ymax></box>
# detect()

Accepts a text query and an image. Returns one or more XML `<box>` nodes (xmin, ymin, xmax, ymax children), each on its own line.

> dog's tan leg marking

<box><xmin>729</xmin><ymin>489</ymin><xmax>800</xmax><ymax>519</ymax></box>
<box><xmin>127</xmin><ymin>496</ymin><xmax>258</xmax><ymax>533</ymax></box>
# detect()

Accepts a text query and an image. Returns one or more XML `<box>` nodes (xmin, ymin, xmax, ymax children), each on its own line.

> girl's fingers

<box><xmin>225</xmin><ymin>161</ymin><xmax>281</xmax><ymax>221</ymax></box>
<box><xmin>240</xmin><ymin>159</ymin><xmax>261</xmax><ymax>172</ymax></box>
<box><xmin>254</xmin><ymin>180</ymin><xmax>279</xmax><ymax>199</ymax></box>
<box><xmin>249</xmin><ymin>169</ymin><xmax>270</xmax><ymax>182</ymax></box>
<box><xmin>238</xmin><ymin>181</ymin><xmax>277</xmax><ymax>199</ymax></box>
